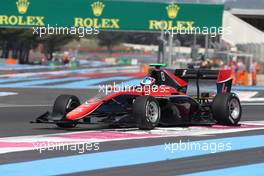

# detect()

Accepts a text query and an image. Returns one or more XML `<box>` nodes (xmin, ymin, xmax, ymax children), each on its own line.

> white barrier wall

<box><xmin>222</xmin><ymin>11</ymin><xmax>264</xmax><ymax>45</ymax></box>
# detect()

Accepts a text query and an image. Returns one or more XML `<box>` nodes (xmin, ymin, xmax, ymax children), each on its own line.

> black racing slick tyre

<box><xmin>212</xmin><ymin>93</ymin><xmax>242</xmax><ymax>125</ymax></box>
<box><xmin>133</xmin><ymin>96</ymin><xmax>160</xmax><ymax>130</ymax></box>
<box><xmin>53</xmin><ymin>95</ymin><xmax>80</xmax><ymax>128</ymax></box>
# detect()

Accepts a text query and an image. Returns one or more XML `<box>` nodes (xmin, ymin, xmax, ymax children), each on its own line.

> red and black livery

<box><xmin>32</xmin><ymin>64</ymin><xmax>242</xmax><ymax>130</ymax></box>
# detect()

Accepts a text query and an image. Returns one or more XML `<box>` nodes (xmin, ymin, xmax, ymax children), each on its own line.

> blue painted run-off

<box><xmin>0</xmin><ymin>135</ymin><xmax>264</xmax><ymax>176</ymax></box>
<box><xmin>233</xmin><ymin>86</ymin><xmax>264</xmax><ymax>91</ymax></box>
<box><xmin>183</xmin><ymin>162</ymin><xmax>264</xmax><ymax>176</ymax></box>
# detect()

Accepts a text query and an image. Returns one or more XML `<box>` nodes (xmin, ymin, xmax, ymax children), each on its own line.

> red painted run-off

<box><xmin>198</xmin><ymin>124</ymin><xmax>264</xmax><ymax>129</ymax></box>
<box><xmin>44</xmin><ymin>72</ymin><xmax>145</xmax><ymax>79</ymax></box>
<box><xmin>0</xmin><ymin>142</ymin><xmax>33</xmax><ymax>148</ymax></box>
<box><xmin>53</xmin><ymin>131</ymin><xmax>164</xmax><ymax>139</ymax></box>
<box><xmin>1</xmin><ymin>124</ymin><xmax>264</xmax><ymax>149</ymax></box>
<box><xmin>0</xmin><ymin>132</ymin><xmax>163</xmax><ymax>148</ymax></box>
<box><xmin>0</xmin><ymin>141</ymin><xmax>80</xmax><ymax>148</ymax></box>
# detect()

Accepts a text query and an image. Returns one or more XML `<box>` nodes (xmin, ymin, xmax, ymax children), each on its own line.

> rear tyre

<box><xmin>53</xmin><ymin>95</ymin><xmax>80</xmax><ymax>128</ymax></box>
<box><xmin>133</xmin><ymin>96</ymin><xmax>160</xmax><ymax>130</ymax></box>
<box><xmin>212</xmin><ymin>93</ymin><xmax>242</xmax><ymax>125</ymax></box>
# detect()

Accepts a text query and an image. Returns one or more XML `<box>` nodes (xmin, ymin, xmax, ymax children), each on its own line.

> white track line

<box><xmin>0</xmin><ymin>92</ymin><xmax>18</xmax><ymax>96</ymax></box>
<box><xmin>241</xmin><ymin>103</ymin><xmax>264</xmax><ymax>106</ymax></box>
<box><xmin>0</xmin><ymin>104</ymin><xmax>52</xmax><ymax>108</ymax></box>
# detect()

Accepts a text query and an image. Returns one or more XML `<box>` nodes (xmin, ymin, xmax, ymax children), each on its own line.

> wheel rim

<box><xmin>146</xmin><ymin>101</ymin><xmax>159</xmax><ymax>123</ymax></box>
<box><xmin>229</xmin><ymin>98</ymin><xmax>240</xmax><ymax>119</ymax></box>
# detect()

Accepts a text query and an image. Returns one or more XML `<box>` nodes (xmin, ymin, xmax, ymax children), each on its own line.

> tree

<box><xmin>39</xmin><ymin>35</ymin><xmax>77</xmax><ymax>60</ymax></box>
<box><xmin>0</xmin><ymin>28</ymin><xmax>78</xmax><ymax>63</ymax></box>
<box><xmin>97</xmin><ymin>31</ymin><xmax>124</xmax><ymax>55</ymax></box>
<box><xmin>0</xmin><ymin>28</ymin><xmax>37</xmax><ymax>64</ymax></box>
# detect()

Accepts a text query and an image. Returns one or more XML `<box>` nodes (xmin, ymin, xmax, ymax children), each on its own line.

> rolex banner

<box><xmin>0</xmin><ymin>0</ymin><xmax>224</xmax><ymax>32</ymax></box>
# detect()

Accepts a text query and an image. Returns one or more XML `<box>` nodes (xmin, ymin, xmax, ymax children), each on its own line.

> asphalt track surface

<box><xmin>0</xmin><ymin>87</ymin><xmax>264</xmax><ymax>175</ymax></box>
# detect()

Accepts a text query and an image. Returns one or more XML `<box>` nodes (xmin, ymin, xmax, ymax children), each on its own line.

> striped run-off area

<box><xmin>0</xmin><ymin>66</ymin><xmax>144</xmax><ymax>89</ymax></box>
<box><xmin>0</xmin><ymin>121</ymin><xmax>264</xmax><ymax>175</ymax></box>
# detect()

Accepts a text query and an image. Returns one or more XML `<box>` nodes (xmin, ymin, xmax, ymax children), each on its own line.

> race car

<box><xmin>32</xmin><ymin>63</ymin><xmax>242</xmax><ymax>130</ymax></box>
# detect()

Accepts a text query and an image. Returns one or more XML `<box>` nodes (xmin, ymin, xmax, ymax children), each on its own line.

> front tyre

<box><xmin>133</xmin><ymin>96</ymin><xmax>160</xmax><ymax>130</ymax></box>
<box><xmin>53</xmin><ymin>95</ymin><xmax>80</xmax><ymax>128</ymax></box>
<box><xmin>212</xmin><ymin>93</ymin><xmax>242</xmax><ymax>125</ymax></box>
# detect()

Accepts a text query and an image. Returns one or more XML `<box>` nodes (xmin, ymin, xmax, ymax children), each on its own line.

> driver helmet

<box><xmin>140</xmin><ymin>76</ymin><xmax>156</xmax><ymax>86</ymax></box>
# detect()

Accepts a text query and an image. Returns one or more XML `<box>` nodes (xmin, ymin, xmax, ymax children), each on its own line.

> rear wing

<box><xmin>174</xmin><ymin>69</ymin><xmax>219</xmax><ymax>80</ymax></box>
<box><xmin>172</xmin><ymin>69</ymin><xmax>233</xmax><ymax>96</ymax></box>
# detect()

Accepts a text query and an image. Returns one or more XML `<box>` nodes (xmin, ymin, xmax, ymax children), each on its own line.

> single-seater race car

<box><xmin>32</xmin><ymin>64</ymin><xmax>242</xmax><ymax>130</ymax></box>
